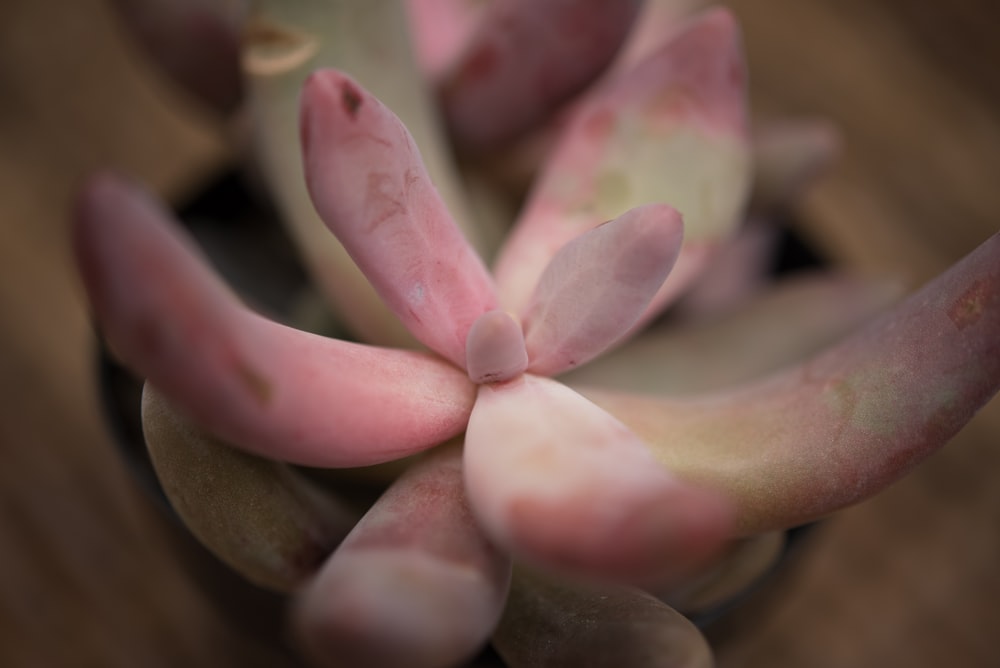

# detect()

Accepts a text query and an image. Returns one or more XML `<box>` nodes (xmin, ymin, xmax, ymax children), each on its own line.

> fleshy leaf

<box><xmin>522</xmin><ymin>204</ymin><xmax>684</xmax><ymax>377</ymax></box>
<box><xmin>294</xmin><ymin>445</ymin><xmax>511</xmax><ymax>668</ymax></box>
<box><xmin>493</xmin><ymin>8</ymin><xmax>751</xmax><ymax>323</ymax></box>
<box><xmin>582</xmin><ymin>232</ymin><xmax>1000</xmax><ymax>533</ymax></box>
<box><xmin>439</xmin><ymin>0</ymin><xmax>643</xmax><ymax>152</ymax></box>
<box><xmin>301</xmin><ymin>69</ymin><xmax>498</xmax><ymax>368</ymax></box>
<box><xmin>464</xmin><ymin>374</ymin><xmax>732</xmax><ymax>584</ymax></box>
<box><xmin>73</xmin><ymin>173</ymin><xmax>476</xmax><ymax>467</ymax></box>
<box><xmin>141</xmin><ymin>384</ymin><xmax>355</xmax><ymax>592</ymax></box>
<box><xmin>562</xmin><ymin>272</ymin><xmax>902</xmax><ymax>394</ymax></box>
<box><xmin>493</xmin><ymin>567</ymin><xmax>714</xmax><ymax>668</ymax></box>
<box><xmin>465</xmin><ymin>309</ymin><xmax>528</xmax><ymax>384</ymax></box>
<box><xmin>246</xmin><ymin>0</ymin><xmax>483</xmax><ymax>347</ymax></box>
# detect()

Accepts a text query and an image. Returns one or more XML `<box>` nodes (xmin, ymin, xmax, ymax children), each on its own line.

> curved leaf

<box><xmin>141</xmin><ymin>384</ymin><xmax>355</xmax><ymax>591</ymax></box>
<box><xmin>73</xmin><ymin>173</ymin><xmax>476</xmax><ymax>467</ymax></box>
<box><xmin>246</xmin><ymin>0</ymin><xmax>483</xmax><ymax>347</ymax></box>
<box><xmin>522</xmin><ymin>204</ymin><xmax>684</xmax><ymax>376</ymax></box>
<box><xmin>583</xmin><ymin>232</ymin><xmax>1000</xmax><ymax>533</ymax></box>
<box><xmin>302</xmin><ymin>69</ymin><xmax>498</xmax><ymax>368</ymax></box>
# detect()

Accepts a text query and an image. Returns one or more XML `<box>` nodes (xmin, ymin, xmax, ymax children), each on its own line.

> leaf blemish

<box><xmin>235</xmin><ymin>360</ymin><xmax>273</xmax><ymax>405</ymax></box>
<box><xmin>948</xmin><ymin>278</ymin><xmax>992</xmax><ymax>331</ymax></box>
<box><xmin>341</xmin><ymin>82</ymin><xmax>363</xmax><ymax>118</ymax></box>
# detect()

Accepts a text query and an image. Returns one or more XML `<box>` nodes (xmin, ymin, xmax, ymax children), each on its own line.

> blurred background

<box><xmin>1</xmin><ymin>0</ymin><xmax>997</xmax><ymax>665</ymax></box>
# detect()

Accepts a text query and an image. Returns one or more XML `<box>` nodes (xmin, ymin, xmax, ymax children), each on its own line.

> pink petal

<box><xmin>301</xmin><ymin>69</ymin><xmax>498</xmax><ymax>368</ymax></box>
<box><xmin>465</xmin><ymin>309</ymin><xmax>528</xmax><ymax>384</ymax></box>
<box><xmin>464</xmin><ymin>375</ymin><xmax>733</xmax><ymax>584</ymax></box>
<box><xmin>73</xmin><ymin>172</ymin><xmax>476</xmax><ymax>467</ymax></box>
<box><xmin>294</xmin><ymin>446</ymin><xmax>511</xmax><ymax>668</ymax></box>
<box><xmin>141</xmin><ymin>384</ymin><xmax>355</xmax><ymax>592</ymax></box>
<box><xmin>494</xmin><ymin>568</ymin><xmax>714</xmax><ymax>668</ymax></box>
<box><xmin>439</xmin><ymin>0</ymin><xmax>644</xmax><ymax>152</ymax></box>
<box><xmin>493</xmin><ymin>8</ymin><xmax>751</xmax><ymax>322</ymax></box>
<box><xmin>583</xmin><ymin>232</ymin><xmax>1000</xmax><ymax>533</ymax></box>
<box><xmin>562</xmin><ymin>271</ymin><xmax>902</xmax><ymax>394</ymax></box>
<box><xmin>522</xmin><ymin>204</ymin><xmax>684</xmax><ymax>377</ymax></box>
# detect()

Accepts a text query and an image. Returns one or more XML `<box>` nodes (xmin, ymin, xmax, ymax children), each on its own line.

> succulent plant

<box><xmin>77</xmin><ymin>1</ymin><xmax>1000</xmax><ymax>666</ymax></box>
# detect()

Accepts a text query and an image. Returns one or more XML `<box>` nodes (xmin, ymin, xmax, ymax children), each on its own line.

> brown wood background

<box><xmin>1</xmin><ymin>1</ymin><xmax>997</xmax><ymax>665</ymax></box>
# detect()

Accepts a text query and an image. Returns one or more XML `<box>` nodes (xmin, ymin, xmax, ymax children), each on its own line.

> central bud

<box><xmin>465</xmin><ymin>309</ymin><xmax>529</xmax><ymax>384</ymax></box>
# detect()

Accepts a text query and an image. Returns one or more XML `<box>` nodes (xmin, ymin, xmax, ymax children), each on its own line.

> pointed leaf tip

<box><xmin>523</xmin><ymin>204</ymin><xmax>684</xmax><ymax>377</ymax></box>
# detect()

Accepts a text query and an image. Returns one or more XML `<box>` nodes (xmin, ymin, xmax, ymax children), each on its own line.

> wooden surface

<box><xmin>1</xmin><ymin>1</ymin><xmax>997</xmax><ymax>665</ymax></box>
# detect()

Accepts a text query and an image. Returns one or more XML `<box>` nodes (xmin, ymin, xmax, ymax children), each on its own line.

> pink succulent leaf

<box><xmin>439</xmin><ymin>0</ymin><xmax>644</xmax><ymax>152</ymax></box>
<box><xmin>245</xmin><ymin>0</ymin><xmax>489</xmax><ymax>349</ymax></box>
<box><xmin>294</xmin><ymin>445</ymin><xmax>511</xmax><ymax>668</ymax></box>
<box><xmin>404</xmin><ymin>0</ymin><xmax>487</xmax><ymax>81</ymax></box>
<box><xmin>465</xmin><ymin>309</ymin><xmax>528</xmax><ymax>384</ymax></box>
<box><xmin>493</xmin><ymin>7</ymin><xmax>751</xmax><ymax>322</ymax></box>
<box><xmin>301</xmin><ymin>69</ymin><xmax>498</xmax><ymax>369</ymax></box>
<box><xmin>562</xmin><ymin>271</ymin><xmax>902</xmax><ymax>395</ymax></box>
<box><xmin>141</xmin><ymin>384</ymin><xmax>356</xmax><ymax>592</ymax></box>
<box><xmin>582</xmin><ymin>232</ymin><xmax>1000</xmax><ymax>534</ymax></box>
<box><xmin>521</xmin><ymin>204</ymin><xmax>684</xmax><ymax>377</ymax></box>
<box><xmin>110</xmin><ymin>0</ymin><xmax>244</xmax><ymax>113</ymax></box>
<box><xmin>493</xmin><ymin>567</ymin><xmax>714</xmax><ymax>668</ymax></box>
<box><xmin>73</xmin><ymin>173</ymin><xmax>476</xmax><ymax>467</ymax></box>
<box><xmin>464</xmin><ymin>374</ymin><xmax>733</xmax><ymax>584</ymax></box>
<box><xmin>750</xmin><ymin>118</ymin><xmax>840</xmax><ymax>212</ymax></box>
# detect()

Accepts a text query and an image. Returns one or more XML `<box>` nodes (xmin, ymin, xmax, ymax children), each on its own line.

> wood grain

<box><xmin>0</xmin><ymin>0</ymin><xmax>996</xmax><ymax>666</ymax></box>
